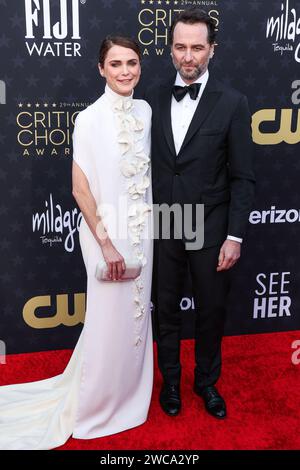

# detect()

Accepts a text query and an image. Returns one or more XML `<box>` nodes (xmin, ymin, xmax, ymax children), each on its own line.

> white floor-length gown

<box><xmin>0</xmin><ymin>85</ymin><xmax>154</xmax><ymax>449</ymax></box>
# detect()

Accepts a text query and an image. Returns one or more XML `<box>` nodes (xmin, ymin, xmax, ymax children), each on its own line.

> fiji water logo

<box><xmin>24</xmin><ymin>0</ymin><xmax>86</xmax><ymax>57</ymax></box>
<box><xmin>266</xmin><ymin>0</ymin><xmax>300</xmax><ymax>63</ymax></box>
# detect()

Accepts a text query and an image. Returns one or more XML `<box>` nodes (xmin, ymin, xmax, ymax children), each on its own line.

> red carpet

<box><xmin>1</xmin><ymin>331</ymin><xmax>300</xmax><ymax>450</ymax></box>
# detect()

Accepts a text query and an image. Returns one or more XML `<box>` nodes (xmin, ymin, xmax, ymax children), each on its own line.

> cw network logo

<box><xmin>24</xmin><ymin>0</ymin><xmax>85</xmax><ymax>57</ymax></box>
<box><xmin>249</xmin><ymin>206</ymin><xmax>300</xmax><ymax>224</ymax></box>
<box><xmin>0</xmin><ymin>80</ymin><xmax>6</xmax><ymax>104</ymax></box>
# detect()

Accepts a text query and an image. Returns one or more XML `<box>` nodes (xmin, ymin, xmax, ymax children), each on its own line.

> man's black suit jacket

<box><xmin>145</xmin><ymin>74</ymin><xmax>256</xmax><ymax>249</ymax></box>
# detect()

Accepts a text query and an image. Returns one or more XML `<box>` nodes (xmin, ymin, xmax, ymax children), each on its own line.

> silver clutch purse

<box><xmin>95</xmin><ymin>258</ymin><xmax>143</xmax><ymax>282</ymax></box>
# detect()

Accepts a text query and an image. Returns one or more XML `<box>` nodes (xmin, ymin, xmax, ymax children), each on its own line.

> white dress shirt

<box><xmin>171</xmin><ymin>70</ymin><xmax>242</xmax><ymax>244</ymax></box>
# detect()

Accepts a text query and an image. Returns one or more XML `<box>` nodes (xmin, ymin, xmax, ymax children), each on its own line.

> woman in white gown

<box><xmin>0</xmin><ymin>36</ymin><xmax>153</xmax><ymax>450</ymax></box>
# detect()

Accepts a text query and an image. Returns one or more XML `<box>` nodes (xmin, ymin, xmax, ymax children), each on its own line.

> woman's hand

<box><xmin>100</xmin><ymin>239</ymin><xmax>126</xmax><ymax>280</ymax></box>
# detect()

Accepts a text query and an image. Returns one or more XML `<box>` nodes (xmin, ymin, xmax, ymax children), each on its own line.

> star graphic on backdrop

<box><xmin>39</xmin><ymin>57</ymin><xmax>51</xmax><ymax>68</ymax></box>
<box><xmin>50</xmin><ymin>270</ymin><xmax>60</xmax><ymax>280</ymax></box>
<box><xmin>13</xmin><ymin>255</ymin><xmax>24</xmax><ymax>266</ymax></box>
<box><xmin>259</xmin><ymin>19</ymin><xmax>267</xmax><ymax>32</ymax></box>
<box><xmin>257</xmin><ymin>57</ymin><xmax>268</xmax><ymax>68</ymax></box>
<box><xmin>0</xmin><ymin>273</ymin><xmax>12</xmax><ymax>283</ymax></box>
<box><xmin>225</xmin><ymin>0</ymin><xmax>238</xmax><ymax>11</ymax></box>
<box><xmin>126</xmin><ymin>0</ymin><xmax>139</xmax><ymax>8</ymax></box>
<box><xmin>64</xmin><ymin>92</ymin><xmax>77</xmax><ymax>103</ymax></box>
<box><xmin>45</xmin><ymin>168</ymin><xmax>58</xmax><ymax>178</ymax></box>
<box><xmin>52</xmin><ymin>74</ymin><xmax>64</xmax><ymax>87</ymax></box>
<box><xmin>114</xmin><ymin>17</ymin><xmax>128</xmax><ymax>30</ymax></box>
<box><xmin>89</xmin><ymin>16</ymin><xmax>102</xmax><ymax>29</ymax></box>
<box><xmin>247</xmin><ymin>38</ymin><xmax>259</xmax><ymax>50</ymax></box>
<box><xmin>11</xmin><ymin>221</ymin><xmax>22</xmax><ymax>232</ymax></box>
<box><xmin>15</xmin><ymin>287</ymin><xmax>26</xmax><ymax>299</ymax></box>
<box><xmin>12</xmin><ymin>55</ymin><xmax>25</xmax><ymax>68</ymax></box>
<box><xmin>22</xmin><ymin>204</ymin><xmax>32</xmax><ymax>216</ymax></box>
<box><xmin>245</xmin><ymin>75</ymin><xmax>256</xmax><ymax>87</ymax></box>
<box><xmin>35</xmin><ymin>255</ymin><xmax>47</xmax><ymax>265</ymax></box>
<box><xmin>26</xmin><ymin>75</ymin><xmax>39</xmax><ymax>87</ymax></box>
<box><xmin>0</xmin><ymin>0</ymin><xmax>7</xmax><ymax>6</ymax></box>
<box><xmin>58</xmin><ymin>186</ymin><xmax>70</xmax><ymax>197</ymax></box>
<box><xmin>0</xmin><ymin>239</ymin><xmax>11</xmax><ymax>250</ymax></box>
<box><xmin>262</xmin><ymin>146</ymin><xmax>272</xmax><ymax>156</ymax></box>
<box><xmin>80</xmin><ymin>37</ymin><xmax>90</xmax><ymax>52</ymax></box>
<box><xmin>26</xmin><ymin>271</ymin><xmax>36</xmax><ymax>281</ymax></box>
<box><xmin>15</xmin><ymin>94</ymin><xmax>28</xmax><ymax>104</ymax></box>
<box><xmin>237</xmin><ymin>18</ymin><xmax>247</xmax><ymax>31</ymax></box>
<box><xmin>7</xmin><ymin>150</ymin><xmax>18</xmax><ymax>163</ymax></box>
<box><xmin>0</xmin><ymin>169</ymin><xmax>7</xmax><ymax>180</ymax></box>
<box><xmin>77</xmin><ymin>74</ymin><xmax>90</xmax><ymax>87</ymax></box>
<box><xmin>0</xmin><ymin>204</ymin><xmax>8</xmax><ymax>216</ymax></box>
<box><xmin>234</xmin><ymin>57</ymin><xmax>246</xmax><ymax>69</ymax></box>
<box><xmin>280</xmin><ymin>56</ymin><xmax>293</xmax><ymax>68</ymax></box>
<box><xmin>25</xmin><ymin>238</ymin><xmax>34</xmax><ymax>249</ymax></box>
<box><xmin>10</xmin><ymin>12</ymin><xmax>23</xmax><ymax>28</ymax></box>
<box><xmin>40</xmin><ymin>93</ymin><xmax>51</xmax><ymax>103</ymax></box>
<box><xmin>268</xmin><ymin>75</ymin><xmax>279</xmax><ymax>86</ymax></box>
<box><xmin>88</xmin><ymin>57</ymin><xmax>98</xmax><ymax>69</ymax></box>
<box><xmin>101</xmin><ymin>0</ymin><xmax>115</xmax><ymax>7</ymax></box>
<box><xmin>0</xmin><ymin>33</ymin><xmax>11</xmax><ymax>47</ymax></box>
<box><xmin>9</xmin><ymin>186</ymin><xmax>21</xmax><ymax>198</ymax></box>
<box><xmin>223</xmin><ymin>38</ymin><xmax>235</xmax><ymax>50</ymax></box>
<box><xmin>21</xmin><ymin>169</ymin><xmax>32</xmax><ymax>181</ymax></box>
<box><xmin>34</xmin><ymin>186</ymin><xmax>45</xmax><ymax>197</ymax></box>
<box><xmin>250</xmin><ymin>0</ymin><xmax>262</xmax><ymax>11</ymax></box>
<box><xmin>64</xmin><ymin>58</ymin><xmax>78</xmax><ymax>69</ymax></box>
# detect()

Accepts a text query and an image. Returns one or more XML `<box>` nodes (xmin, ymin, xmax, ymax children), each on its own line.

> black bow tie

<box><xmin>172</xmin><ymin>83</ymin><xmax>201</xmax><ymax>102</ymax></box>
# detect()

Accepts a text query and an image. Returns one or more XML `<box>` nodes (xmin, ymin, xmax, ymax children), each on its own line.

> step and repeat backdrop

<box><xmin>0</xmin><ymin>0</ymin><xmax>300</xmax><ymax>354</ymax></box>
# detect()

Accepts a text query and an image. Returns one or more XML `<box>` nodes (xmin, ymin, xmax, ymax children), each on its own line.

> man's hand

<box><xmin>217</xmin><ymin>240</ymin><xmax>241</xmax><ymax>272</ymax></box>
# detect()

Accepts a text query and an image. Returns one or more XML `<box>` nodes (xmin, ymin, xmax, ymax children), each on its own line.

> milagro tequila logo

<box><xmin>24</xmin><ymin>0</ymin><xmax>84</xmax><ymax>57</ymax></box>
<box><xmin>266</xmin><ymin>0</ymin><xmax>300</xmax><ymax>62</ymax></box>
<box><xmin>32</xmin><ymin>193</ymin><xmax>82</xmax><ymax>252</ymax></box>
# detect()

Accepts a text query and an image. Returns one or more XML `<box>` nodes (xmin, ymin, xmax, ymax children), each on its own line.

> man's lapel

<box><xmin>177</xmin><ymin>76</ymin><xmax>222</xmax><ymax>157</ymax></box>
<box><xmin>159</xmin><ymin>77</ymin><xmax>176</xmax><ymax>156</ymax></box>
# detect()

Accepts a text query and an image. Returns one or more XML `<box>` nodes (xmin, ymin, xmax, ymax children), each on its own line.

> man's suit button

<box><xmin>175</xmin><ymin>172</ymin><xmax>180</xmax><ymax>176</ymax></box>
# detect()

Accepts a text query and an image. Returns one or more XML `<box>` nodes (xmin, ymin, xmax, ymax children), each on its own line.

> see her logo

<box><xmin>291</xmin><ymin>340</ymin><xmax>300</xmax><ymax>365</ymax></box>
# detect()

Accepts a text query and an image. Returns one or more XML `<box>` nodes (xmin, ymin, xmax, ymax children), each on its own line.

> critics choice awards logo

<box><xmin>137</xmin><ymin>0</ymin><xmax>219</xmax><ymax>56</ymax></box>
<box><xmin>24</xmin><ymin>0</ymin><xmax>85</xmax><ymax>57</ymax></box>
<box><xmin>16</xmin><ymin>101</ymin><xmax>89</xmax><ymax>158</ymax></box>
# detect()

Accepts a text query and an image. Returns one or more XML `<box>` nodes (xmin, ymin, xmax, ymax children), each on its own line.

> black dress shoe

<box><xmin>194</xmin><ymin>384</ymin><xmax>226</xmax><ymax>419</ymax></box>
<box><xmin>159</xmin><ymin>383</ymin><xmax>181</xmax><ymax>416</ymax></box>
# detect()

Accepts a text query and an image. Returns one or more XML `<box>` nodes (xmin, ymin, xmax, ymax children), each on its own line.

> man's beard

<box><xmin>173</xmin><ymin>61</ymin><xmax>203</xmax><ymax>81</ymax></box>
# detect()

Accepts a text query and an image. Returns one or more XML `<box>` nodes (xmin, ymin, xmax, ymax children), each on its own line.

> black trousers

<box><xmin>153</xmin><ymin>236</ymin><xmax>230</xmax><ymax>390</ymax></box>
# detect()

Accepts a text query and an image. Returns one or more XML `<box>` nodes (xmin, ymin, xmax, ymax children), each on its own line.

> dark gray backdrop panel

<box><xmin>0</xmin><ymin>0</ymin><xmax>299</xmax><ymax>354</ymax></box>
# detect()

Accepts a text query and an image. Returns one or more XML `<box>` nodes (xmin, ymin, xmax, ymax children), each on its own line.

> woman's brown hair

<box><xmin>98</xmin><ymin>36</ymin><xmax>141</xmax><ymax>67</ymax></box>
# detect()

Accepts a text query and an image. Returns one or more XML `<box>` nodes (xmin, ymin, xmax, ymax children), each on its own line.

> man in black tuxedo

<box><xmin>145</xmin><ymin>9</ymin><xmax>255</xmax><ymax>419</ymax></box>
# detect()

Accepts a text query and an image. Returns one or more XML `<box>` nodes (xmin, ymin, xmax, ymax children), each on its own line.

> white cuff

<box><xmin>227</xmin><ymin>235</ymin><xmax>243</xmax><ymax>243</ymax></box>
